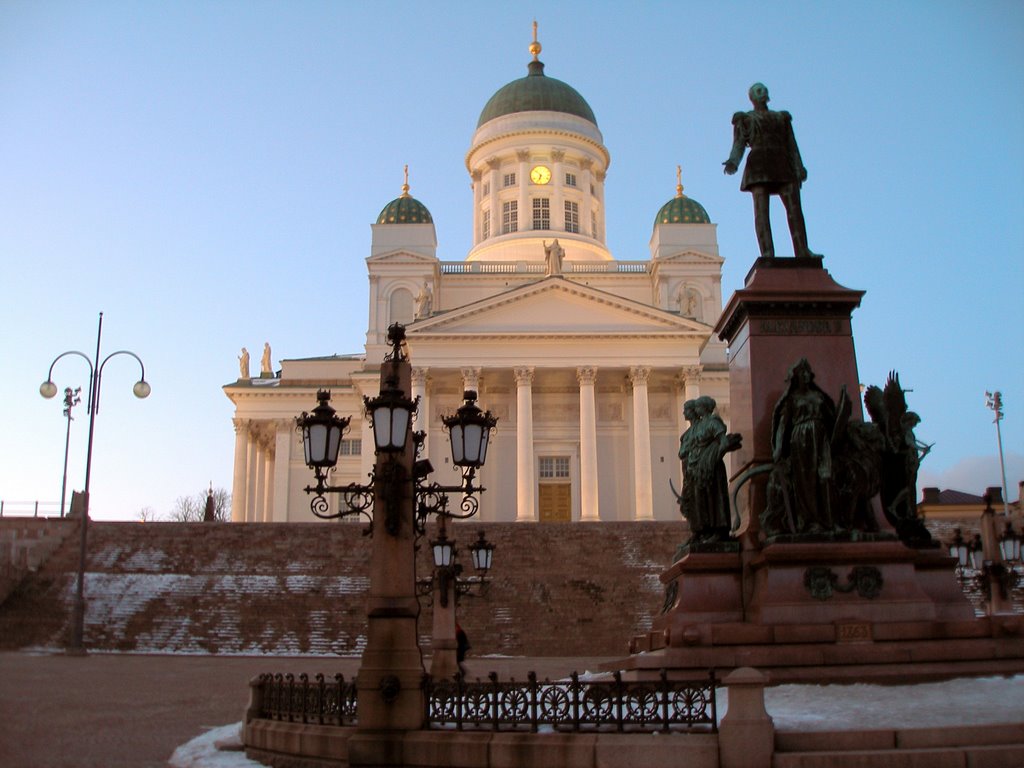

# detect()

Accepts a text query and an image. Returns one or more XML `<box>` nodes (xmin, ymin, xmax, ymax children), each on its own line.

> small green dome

<box><xmin>655</xmin><ymin>195</ymin><xmax>710</xmax><ymax>225</ymax></box>
<box><xmin>478</xmin><ymin>59</ymin><xmax>597</xmax><ymax>128</ymax></box>
<box><xmin>376</xmin><ymin>194</ymin><xmax>433</xmax><ymax>225</ymax></box>
<box><xmin>655</xmin><ymin>171</ymin><xmax>710</xmax><ymax>225</ymax></box>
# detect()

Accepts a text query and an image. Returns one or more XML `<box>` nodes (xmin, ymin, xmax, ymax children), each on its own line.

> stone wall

<box><xmin>0</xmin><ymin>519</ymin><xmax>685</xmax><ymax>656</ymax></box>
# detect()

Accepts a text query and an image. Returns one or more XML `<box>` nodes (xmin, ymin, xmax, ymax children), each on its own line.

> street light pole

<box><xmin>59</xmin><ymin>387</ymin><xmax>82</xmax><ymax>517</ymax></box>
<box><xmin>296</xmin><ymin>323</ymin><xmax>496</xmax><ymax>740</ymax></box>
<box><xmin>985</xmin><ymin>391</ymin><xmax>1010</xmax><ymax>517</ymax></box>
<box><xmin>40</xmin><ymin>312</ymin><xmax>150</xmax><ymax>653</ymax></box>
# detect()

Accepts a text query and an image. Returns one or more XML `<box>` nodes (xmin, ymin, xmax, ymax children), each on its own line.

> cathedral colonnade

<box><xmin>229</xmin><ymin>365</ymin><xmax>709</xmax><ymax>524</ymax></box>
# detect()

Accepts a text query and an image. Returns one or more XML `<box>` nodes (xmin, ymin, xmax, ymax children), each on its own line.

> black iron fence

<box><xmin>252</xmin><ymin>669</ymin><xmax>717</xmax><ymax>734</ymax></box>
<box><xmin>426</xmin><ymin>669</ymin><xmax>717</xmax><ymax>733</ymax></box>
<box><xmin>256</xmin><ymin>672</ymin><xmax>358</xmax><ymax>726</ymax></box>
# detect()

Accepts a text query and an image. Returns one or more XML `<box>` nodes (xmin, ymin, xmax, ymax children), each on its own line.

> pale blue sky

<box><xmin>2</xmin><ymin>1</ymin><xmax>1021</xmax><ymax>520</ymax></box>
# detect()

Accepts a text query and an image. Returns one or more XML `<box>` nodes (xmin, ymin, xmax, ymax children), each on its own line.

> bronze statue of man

<box><xmin>724</xmin><ymin>83</ymin><xmax>820</xmax><ymax>260</ymax></box>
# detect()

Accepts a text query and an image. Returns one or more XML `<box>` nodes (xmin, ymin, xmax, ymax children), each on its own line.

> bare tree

<box><xmin>137</xmin><ymin>506</ymin><xmax>158</xmax><ymax>522</ymax></box>
<box><xmin>166</xmin><ymin>488</ymin><xmax>231</xmax><ymax>522</ymax></box>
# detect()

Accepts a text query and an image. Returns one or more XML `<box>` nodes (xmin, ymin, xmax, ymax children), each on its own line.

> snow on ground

<box><xmin>172</xmin><ymin>675</ymin><xmax>1024</xmax><ymax>766</ymax></box>
<box><xmin>168</xmin><ymin>724</ymin><xmax>261</xmax><ymax>768</ymax></box>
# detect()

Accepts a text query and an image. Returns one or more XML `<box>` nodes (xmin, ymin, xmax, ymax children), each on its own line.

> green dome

<box><xmin>477</xmin><ymin>60</ymin><xmax>597</xmax><ymax>128</ymax></box>
<box><xmin>376</xmin><ymin>194</ymin><xmax>433</xmax><ymax>225</ymax></box>
<box><xmin>655</xmin><ymin>188</ymin><xmax>711</xmax><ymax>226</ymax></box>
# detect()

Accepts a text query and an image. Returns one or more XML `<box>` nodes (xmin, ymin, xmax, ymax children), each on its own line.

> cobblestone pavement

<box><xmin>0</xmin><ymin>652</ymin><xmax>613</xmax><ymax>767</ymax></box>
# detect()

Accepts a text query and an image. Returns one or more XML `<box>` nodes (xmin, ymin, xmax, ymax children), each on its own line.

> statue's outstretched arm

<box><xmin>724</xmin><ymin>112</ymin><xmax>748</xmax><ymax>174</ymax></box>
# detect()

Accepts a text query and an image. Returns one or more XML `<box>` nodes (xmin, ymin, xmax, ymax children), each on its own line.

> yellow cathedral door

<box><xmin>538</xmin><ymin>456</ymin><xmax>572</xmax><ymax>522</ymax></box>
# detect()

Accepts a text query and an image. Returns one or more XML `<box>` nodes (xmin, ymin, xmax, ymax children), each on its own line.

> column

<box><xmin>551</xmin><ymin>149</ymin><xmax>565</xmax><ymax>234</ymax></box>
<box><xmin>272</xmin><ymin>420</ymin><xmax>291</xmax><ymax>522</ymax></box>
<box><xmin>245</xmin><ymin>428</ymin><xmax>260</xmax><ymax>522</ymax></box>
<box><xmin>577</xmin><ymin>367</ymin><xmax>600</xmax><ymax>521</ymax></box>
<box><xmin>580</xmin><ymin>158</ymin><xmax>594</xmax><ymax>238</ymax></box>
<box><xmin>679</xmin><ymin>365</ymin><xmax>703</xmax><ymax>432</ymax></box>
<box><xmin>460</xmin><ymin>367</ymin><xmax>480</xmax><ymax>394</ymax></box>
<box><xmin>630</xmin><ymin>366</ymin><xmax>654</xmax><ymax>521</ymax></box>
<box><xmin>486</xmin><ymin>157</ymin><xmax>501</xmax><ymax>215</ymax></box>
<box><xmin>252</xmin><ymin>438</ymin><xmax>266</xmax><ymax>524</ymax></box>
<box><xmin>471</xmin><ymin>170</ymin><xmax>482</xmax><ymax>246</ymax></box>
<box><xmin>231</xmin><ymin>418</ymin><xmax>249</xmax><ymax>523</ymax></box>
<box><xmin>411</xmin><ymin>367</ymin><xmax>430</xmax><ymax>459</ymax></box>
<box><xmin>262</xmin><ymin>448</ymin><xmax>274</xmax><ymax>523</ymax></box>
<box><xmin>366</xmin><ymin>275</ymin><xmax>380</xmax><ymax>347</ymax></box>
<box><xmin>514</xmin><ymin>367</ymin><xmax>536</xmax><ymax>522</ymax></box>
<box><xmin>516</xmin><ymin>149</ymin><xmax>530</xmax><ymax>231</ymax></box>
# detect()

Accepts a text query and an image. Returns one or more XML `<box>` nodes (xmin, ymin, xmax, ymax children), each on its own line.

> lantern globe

<box><xmin>297</xmin><ymin>390</ymin><xmax>350</xmax><ymax>470</ymax></box>
<box><xmin>469</xmin><ymin>530</ymin><xmax>495</xmax><ymax>573</ymax></box>
<box><xmin>443</xmin><ymin>390</ymin><xmax>497</xmax><ymax>470</ymax></box>
<box><xmin>431</xmin><ymin>531</ymin><xmax>454</xmax><ymax>568</ymax></box>
<box><xmin>364</xmin><ymin>375</ymin><xmax>415</xmax><ymax>453</ymax></box>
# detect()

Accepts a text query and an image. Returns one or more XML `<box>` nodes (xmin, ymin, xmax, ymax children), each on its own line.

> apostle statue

<box><xmin>261</xmin><ymin>342</ymin><xmax>272</xmax><ymax>376</ymax></box>
<box><xmin>544</xmin><ymin>239</ymin><xmax>564</xmax><ymax>276</ymax></box>
<box><xmin>415</xmin><ymin>282</ymin><xmax>433</xmax><ymax>318</ymax></box>
<box><xmin>238</xmin><ymin>347</ymin><xmax>250</xmax><ymax>380</ymax></box>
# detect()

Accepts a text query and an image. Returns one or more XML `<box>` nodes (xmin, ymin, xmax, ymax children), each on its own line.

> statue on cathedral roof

<box><xmin>261</xmin><ymin>342</ymin><xmax>272</xmax><ymax>377</ymax></box>
<box><xmin>544</xmin><ymin>239</ymin><xmax>564</xmax><ymax>276</ymax></box>
<box><xmin>724</xmin><ymin>82</ymin><xmax>821</xmax><ymax>260</ymax></box>
<box><xmin>238</xmin><ymin>347</ymin><xmax>250</xmax><ymax>380</ymax></box>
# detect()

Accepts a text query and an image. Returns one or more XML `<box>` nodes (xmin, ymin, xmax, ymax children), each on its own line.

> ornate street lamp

<box><xmin>968</xmin><ymin>533</ymin><xmax>986</xmax><ymax>571</ymax></box>
<box><xmin>365</xmin><ymin>373</ymin><xmax>415</xmax><ymax>454</ymax></box>
<box><xmin>297</xmin><ymin>391</ymin><xmax>350</xmax><ymax>482</ymax></box>
<box><xmin>40</xmin><ymin>312</ymin><xmax>149</xmax><ymax>653</ymax></box>
<box><xmin>294</xmin><ymin>323</ymin><xmax>498</xmax><ymax>729</ymax></box>
<box><xmin>296</xmin><ymin>326</ymin><xmax>497</xmax><ymax>530</ymax></box>
<box><xmin>59</xmin><ymin>387</ymin><xmax>82</xmax><ymax>518</ymax></box>
<box><xmin>468</xmin><ymin>529</ymin><xmax>495</xmax><ymax>573</ymax></box>
<box><xmin>948</xmin><ymin>528</ymin><xmax>970</xmax><ymax>573</ymax></box>
<box><xmin>999</xmin><ymin>521</ymin><xmax>1021</xmax><ymax>565</ymax></box>
<box><xmin>985</xmin><ymin>391</ymin><xmax>1010</xmax><ymax>517</ymax></box>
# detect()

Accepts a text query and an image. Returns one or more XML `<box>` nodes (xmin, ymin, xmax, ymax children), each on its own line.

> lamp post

<box><xmin>295</xmin><ymin>323</ymin><xmax>496</xmax><ymax>735</ymax></box>
<box><xmin>59</xmin><ymin>387</ymin><xmax>82</xmax><ymax>518</ymax></box>
<box><xmin>40</xmin><ymin>312</ymin><xmax>150</xmax><ymax>653</ymax></box>
<box><xmin>985</xmin><ymin>391</ymin><xmax>1010</xmax><ymax>517</ymax></box>
<box><xmin>422</xmin><ymin>521</ymin><xmax>495</xmax><ymax>679</ymax></box>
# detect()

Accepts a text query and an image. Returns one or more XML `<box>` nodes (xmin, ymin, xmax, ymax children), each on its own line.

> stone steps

<box><xmin>0</xmin><ymin>520</ymin><xmax>684</xmax><ymax>656</ymax></box>
<box><xmin>773</xmin><ymin>723</ymin><xmax>1024</xmax><ymax>768</ymax></box>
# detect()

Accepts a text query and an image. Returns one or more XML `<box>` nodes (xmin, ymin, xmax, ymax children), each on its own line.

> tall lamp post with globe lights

<box><xmin>40</xmin><ymin>312</ymin><xmax>150</xmax><ymax>653</ymax></box>
<box><xmin>985</xmin><ymin>391</ymin><xmax>1010</xmax><ymax>517</ymax></box>
<box><xmin>295</xmin><ymin>323</ymin><xmax>496</xmax><ymax>735</ymax></box>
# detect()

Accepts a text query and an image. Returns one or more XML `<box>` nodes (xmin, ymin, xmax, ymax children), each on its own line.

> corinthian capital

<box><xmin>628</xmin><ymin>366</ymin><xmax>651</xmax><ymax>385</ymax></box>
<box><xmin>514</xmin><ymin>367</ymin><xmax>535</xmax><ymax>385</ymax></box>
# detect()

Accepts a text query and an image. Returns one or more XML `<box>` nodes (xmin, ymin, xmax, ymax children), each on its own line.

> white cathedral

<box><xmin>224</xmin><ymin>30</ymin><xmax>731</xmax><ymax>524</ymax></box>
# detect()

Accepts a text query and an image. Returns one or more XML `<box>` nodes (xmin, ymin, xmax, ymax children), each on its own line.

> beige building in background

<box><xmin>223</xmin><ymin>34</ymin><xmax>731</xmax><ymax>524</ymax></box>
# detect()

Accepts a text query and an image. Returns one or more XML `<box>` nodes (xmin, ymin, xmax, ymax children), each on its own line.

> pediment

<box><xmin>366</xmin><ymin>249</ymin><xmax>439</xmax><ymax>264</ymax></box>
<box><xmin>410</xmin><ymin>278</ymin><xmax>710</xmax><ymax>337</ymax></box>
<box><xmin>656</xmin><ymin>249</ymin><xmax>724</xmax><ymax>265</ymax></box>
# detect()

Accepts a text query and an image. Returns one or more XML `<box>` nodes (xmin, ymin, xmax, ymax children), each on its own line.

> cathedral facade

<box><xmin>224</xmin><ymin>32</ymin><xmax>731</xmax><ymax>524</ymax></box>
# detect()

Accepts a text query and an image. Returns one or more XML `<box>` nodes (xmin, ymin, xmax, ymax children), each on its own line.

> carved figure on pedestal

<box><xmin>261</xmin><ymin>343</ymin><xmax>273</xmax><ymax>376</ymax></box>
<box><xmin>674</xmin><ymin>397</ymin><xmax>742</xmax><ymax>549</ymax></box>
<box><xmin>864</xmin><ymin>372</ymin><xmax>935</xmax><ymax>546</ymax></box>
<box><xmin>763</xmin><ymin>359</ymin><xmax>836</xmax><ymax>536</ymax></box>
<box><xmin>675</xmin><ymin>399</ymin><xmax>699</xmax><ymax>527</ymax></box>
<box><xmin>830</xmin><ymin>387</ymin><xmax>883</xmax><ymax>533</ymax></box>
<box><xmin>415</xmin><ymin>282</ymin><xmax>433</xmax><ymax>318</ymax></box>
<box><xmin>238</xmin><ymin>347</ymin><xmax>250</xmax><ymax>380</ymax></box>
<box><xmin>724</xmin><ymin>82</ymin><xmax>820</xmax><ymax>260</ymax></box>
<box><xmin>544</xmin><ymin>239</ymin><xmax>564</xmax><ymax>276</ymax></box>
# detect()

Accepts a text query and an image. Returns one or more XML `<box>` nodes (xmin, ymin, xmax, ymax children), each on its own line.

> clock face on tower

<box><xmin>530</xmin><ymin>165</ymin><xmax>552</xmax><ymax>185</ymax></box>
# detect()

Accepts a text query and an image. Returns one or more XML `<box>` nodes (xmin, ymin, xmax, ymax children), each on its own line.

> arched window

<box><xmin>389</xmin><ymin>288</ymin><xmax>414</xmax><ymax>325</ymax></box>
